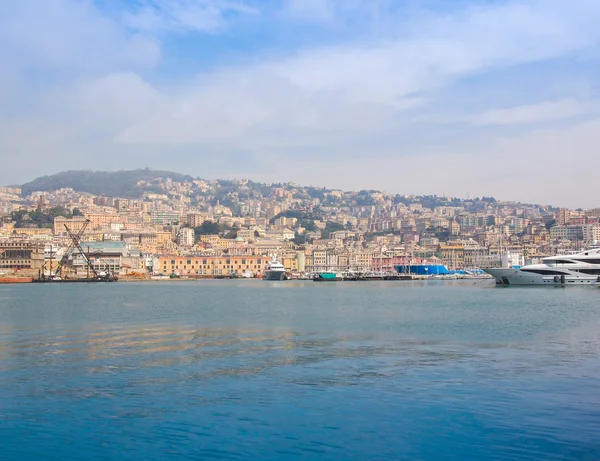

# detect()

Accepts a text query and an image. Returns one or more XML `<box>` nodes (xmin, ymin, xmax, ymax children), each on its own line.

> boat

<box><xmin>484</xmin><ymin>248</ymin><xmax>600</xmax><ymax>286</ymax></box>
<box><xmin>263</xmin><ymin>260</ymin><xmax>288</xmax><ymax>281</ymax></box>
<box><xmin>393</xmin><ymin>264</ymin><xmax>451</xmax><ymax>276</ymax></box>
<box><xmin>0</xmin><ymin>277</ymin><xmax>33</xmax><ymax>284</ymax></box>
<box><xmin>313</xmin><ymin>271</ymin><xmax>343</xmax><ymax>282</ymax></box>
<box><xmin>32</xmin><ymin>275</ymin><xmax>118</xmax><ymax>283</ymax></box>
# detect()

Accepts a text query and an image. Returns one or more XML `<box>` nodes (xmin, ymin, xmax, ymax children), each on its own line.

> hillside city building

<box><xmin>1</xmin><ymin>175</ymin><xmax>599</xmax><ymax>277</ymax></box>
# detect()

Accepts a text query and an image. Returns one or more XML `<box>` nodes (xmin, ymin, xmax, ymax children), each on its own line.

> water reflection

<box><xmin>2</xmin><ymin>324</ymin><xmax>599</xmax><ymax>387</ymax></box>
<box><xmin>2</xmin><ymin>283</ymin><xmax>600</xmax><ymax>460</ymax></box>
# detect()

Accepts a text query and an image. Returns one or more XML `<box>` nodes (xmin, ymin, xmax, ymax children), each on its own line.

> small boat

<box><xmin>313</xmin><ymin>271</ymin><xmax>343</xmax><ymax>282</ymax></box>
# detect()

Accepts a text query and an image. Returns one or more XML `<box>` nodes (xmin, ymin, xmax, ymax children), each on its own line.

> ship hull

<box><xmin>484</xmin><ymin>268</ymin><xmax>599</xmax><ymax>286</ymax></box>
<box><xmin>263</xmin><ymin>271</ymin><xmax>287</xmax><ymax>281</ymax></box>
<box><xmin>0</xmin><ymin>277</ymin><xmax>33</xmax><ymax>284</ymax></box>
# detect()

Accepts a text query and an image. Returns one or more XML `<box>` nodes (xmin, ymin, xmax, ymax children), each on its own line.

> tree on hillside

<box><xmin>301</xmin><ymin>219</ymin><xmax>316</xmax><ymax>232</ymax></box>
<box><xmin>225</xmin><ymin>229</ymin><xmax>238</xmax><ymax>239</ymax></box>
<box><xmin>194</xmin><ymin>221</ymin><xmax>221</xmax><ymax>238</ymax></box>
<box><xmin>11</xmin><ymin>206</ymin><xmax>73</xmax><ymax>228</ymax></box>
<box><xmin>321</xmin><ymin>221</ymin><xmax>344</xmax><ymax>239</ymax></box>
<box><xmin>224</xmin><ymin>224</ymin><xmax>240</xmax><ymax>239</ymax></box>
<box><xmin>20</xmin><ymin>169</ymin><xmax>195</xmax><ymax>197</ymax></box>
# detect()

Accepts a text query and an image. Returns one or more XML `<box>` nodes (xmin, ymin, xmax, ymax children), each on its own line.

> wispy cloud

<box><xmin>473</xmin><ymin>99</ymin><xmax>596</xmax><ymax>126</ymax></box>
<box><xmin>123</xmin><ymin>0</ymin><xmax>257</xmax><ymax>33</ymax></box>
<box><xmin>117</xmin><ymin>0</ymin><xmax>600</xmax><ymax>144</ymax></box>
<box><xmin>2</xmin><ymin>0</ymin><xmax>600</xmax><ymax>206</ymax></box>
<box><xmin>284</xmin><ymin>0</ymin><xmax>334</xmax><ymax>21</ymax></box>
<box><xmin>0</xmin><ymin>0</ymin><xmax>160</xmax><ymax>73</ymax></box>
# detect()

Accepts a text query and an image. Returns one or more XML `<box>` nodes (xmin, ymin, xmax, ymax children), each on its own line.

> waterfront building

<box><xmin>463</xmin><ymin>246</ymin><xmax>489</xmax><ymax>268</ymax></box>
<box><xmin>439</xmin><ymin>245</ymin><xmax>465</xmax><ymax>270</ymax></box>
<box><xmin>0</xmin><ymin>240</ymin><xmax>44</xmax><ymax>271</ymax></box>
<box><xmin>158</xmin><ymin>255</ymin><xmax>270</xmax><ymax>276</ymax></box>
<box><xmin>582</xmin><ymin>224</ymin><xmax>600</xmax><ymax>243</ymax></box>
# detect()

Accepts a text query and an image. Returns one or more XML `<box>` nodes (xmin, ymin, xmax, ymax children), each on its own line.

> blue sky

<box><xmin>1</xmin><ymin>0</ymin><xmax>600</xmax><ymax>207</ymax></box>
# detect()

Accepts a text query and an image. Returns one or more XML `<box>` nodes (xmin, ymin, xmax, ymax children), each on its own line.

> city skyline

<box><xmin>2</xmin><ymin>168</ymin><xmax>600</xmax><ymax>281</ymax></box>
<box><xmin>1</xmin><ymin>0</ymin><xmax>600</xmax><ymax>207</ymax></box>
<box><xmin>4</xmin><ymin>167</ymin><xmax>596</xmax><ymax>210</ymax></box>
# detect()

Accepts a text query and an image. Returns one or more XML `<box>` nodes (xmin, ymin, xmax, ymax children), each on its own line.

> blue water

<box><xmin>1</xmin><ymin>280</ymin><xmax>599</xmax><ymax>460</ymax></box>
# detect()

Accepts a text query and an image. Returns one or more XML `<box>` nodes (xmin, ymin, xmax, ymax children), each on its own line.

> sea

<box><xmin>1</xmin><ymin>280</ymin><xmax>599</xmax><ymax>460</ymax></box>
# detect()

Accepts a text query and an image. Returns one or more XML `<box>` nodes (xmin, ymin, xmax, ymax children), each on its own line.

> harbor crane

<box><xmin>40</xmin><ymin>220</ymin><xmax>117</xmax><ymax>282</ymax></box>
<box><xmin>53</xmin><ymin>219</ymin><xmax>90</xmax><ymax>278</ymax></box>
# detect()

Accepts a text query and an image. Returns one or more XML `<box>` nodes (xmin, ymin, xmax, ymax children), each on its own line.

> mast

<box><xmin>48</xmin><ymin>244</ymin><xmax>54</xmax><ymax>278</ymax></box>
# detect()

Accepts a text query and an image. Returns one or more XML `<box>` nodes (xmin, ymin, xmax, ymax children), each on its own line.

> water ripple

<box><xmin>1</xmin><ymin>282</ymin><xmax>600</xmax><ymax>460</ymax></box>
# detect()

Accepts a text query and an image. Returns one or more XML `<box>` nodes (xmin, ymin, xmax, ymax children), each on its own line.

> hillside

<box><xmin>20</xmin><ymin>169</ymin><xmax>195</xmax><ymax>197</ymax></box>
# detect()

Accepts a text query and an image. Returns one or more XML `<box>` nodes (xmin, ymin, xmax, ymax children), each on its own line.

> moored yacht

<box><xmin>484</xmin><ymin>248</ymin><xmax>600</xmax><ymax>286</ymax></box>
<box><xmin>263</xmin><ymin>260</ymin><xmax>288</xmax><ymax>281</ymax></box>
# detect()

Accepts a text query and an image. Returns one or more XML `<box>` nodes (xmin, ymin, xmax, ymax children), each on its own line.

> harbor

<box><xmin>2</xmin><ymin>280</ymin><xmax>600</xmax><ymax>460</ymax></box>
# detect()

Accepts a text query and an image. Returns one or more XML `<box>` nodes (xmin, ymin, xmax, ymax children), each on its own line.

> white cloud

<box><xmin>116</xmin><ymin>0</ymin><xmax>600</xmax><ymax>145</ymax></box>
<box><xmin>123</xmin><ymin>0</ymin><xmax>257</xmax><ymax>33</ymax></box>
<box><xmin>473</xmin><ymin>99</ymin><xmax>596</xmax><ymax>126</ymax></box>
<box><xmin>284</xmin><ymin>0</ymin><xmax>333</xmax><ymax>20</ymax></box>
<box><xmin>0</xmin><ymin>0</ymin><xmax>160</xmax><ymax>74</ymax></box>
<box><xmin>2</xmin><ymin>0</ymin><xmax>600</xmax><ymax>207</ymax></box>
<box><xmin>250</xmin><ymin>117</ymin><xmax>600</xmax><ymax>208</ymax></box>
<box><xmin>282</xmin><ymin>0</ymin><xmax>393</xmax><ymax>26</ymax></box>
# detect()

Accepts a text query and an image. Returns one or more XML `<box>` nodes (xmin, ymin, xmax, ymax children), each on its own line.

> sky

<box><xmin>1</xmin><ymin>0</ymin><xmax>600</xmax><ymax>207</ymax></box>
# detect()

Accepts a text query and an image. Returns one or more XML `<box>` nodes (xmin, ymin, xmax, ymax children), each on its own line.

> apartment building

<box><xmin>54</xmin><ymin>216</ymin><xmax>89</xmax><ymax>234</ymax></box>
<box><xmin>158</xmin><ymin>255</ymin><xmax>270</xmax><ymax>276</ymax></box>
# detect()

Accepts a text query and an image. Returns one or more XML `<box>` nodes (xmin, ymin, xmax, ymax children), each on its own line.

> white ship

<box><xmin>263</xmin><ymin>260</ymin><xmax>288</xmax><ymax>281</ymax></box>
<box><xmin>484</xmin><ymin>248</ymin><xmax>600</xmax><ymax>286</ymax></box>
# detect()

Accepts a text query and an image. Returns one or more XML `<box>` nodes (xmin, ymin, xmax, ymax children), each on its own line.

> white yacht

<box><xmin>484</xmin><ymin>248</ymin><xmax>600</xmax><ymax>286</ymax></box>
<box><xmin>263</xmin><ymin>260</ymin><xmax>288</xmax><ymax>281</ymax></box>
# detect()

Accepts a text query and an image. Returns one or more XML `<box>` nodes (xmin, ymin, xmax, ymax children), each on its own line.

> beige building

<box><xmin>312</xmin><ymin>249</ymin><xmax>327</xmax><ymax>271</ymax></box>
<box><xmin>266</xmin><ymin>228</ymin><xmax>295</xmax><ymax>241</ymax></box>
<box><xmin>54</xmin><ymin>216</ymin><xmax>89</xmax><ymax>235</ymax></box>
<box><xmin>349</xmin><ymin>251</ymin><xmax>372</xmax><ymax>271</ymax></box>
<box><xmin>158</xmin><ymin>255</ymin><xmax>270</xmax><ymax>276</ymax></box>
<box><xmin>12</xmin><ymin>228</ymin><xmax>53</xmax><ymax>237</ymax></box>
<box><xmin>178</xmin><ymin>228</ymin><xmax>195</xmax><ymax>246</ymax></box>
<box><xmin>439</xmin><ymin>245</ymin><xmax>465</xmax><ymax>269</ymax></box>
<box><xmin>200</xmin><ymin>234</ymin><xmax>221</xmax><ymax>245</ymax></box>
<box><xmin>0</xmin><ymin>240</ymin><xmax>45</xmax><ymax>271</ymax></box>
<box><xmin>187</xmin><ymin>213</ymin><xmax>206</xmax><ymax>228</ymax></box>
<box><xmin>84</xmin><ymin>213</ymin><xmax>122</xmax><ymax>230</ymax></box>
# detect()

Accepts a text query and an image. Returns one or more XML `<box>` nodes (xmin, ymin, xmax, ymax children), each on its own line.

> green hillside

<box><xmin>20</xmin><ymin>169</ymin><xmax>195</xmax><ymax>197</ymax></box>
